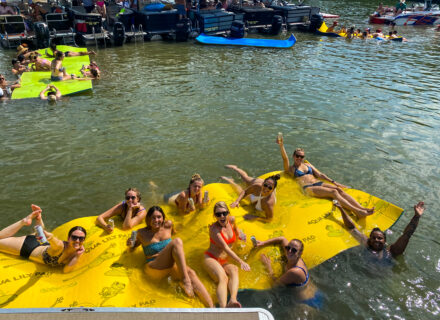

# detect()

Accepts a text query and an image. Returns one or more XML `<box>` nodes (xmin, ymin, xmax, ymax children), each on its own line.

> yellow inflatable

<box><xmin>0</xmin><ymin>172</ymin><xmax>403</xmax><ymax>308</ymax></box>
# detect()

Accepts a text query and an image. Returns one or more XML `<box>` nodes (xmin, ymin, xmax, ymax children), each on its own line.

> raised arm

<box><xmin>276</xmin><ymin>135</ymin><xmax>290</xmax><ymax>174</ymax></box>
<box><xmin>95</xmin><ymin>203</ymin><xmax>123</xmax><ymax>233</ymax></box>
<box><xmin>389</xmin><ymin>202</ymin><xmax>424</xmax><ymax>258</ymax></box>
<box><xmin>39</xmin><ymin>85</ymin><xmax>51</xmax><ymax>100</ymax></box>
<box><xmin>336</xmin><ymin>202</ymin><xmax>368</xmax><ymax>246</ymax></box>
<box><xmin>51</xmin><ymin>85</ymin><xmax>61</xmax><ymax>99</ymax></box>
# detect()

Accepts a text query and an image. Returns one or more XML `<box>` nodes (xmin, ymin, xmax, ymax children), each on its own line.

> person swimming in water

<box><xmin>276</xmin><ymin>135</ymin><xmax>374</xmax><ymax>218</ymax></box>
<box><xmin>335</xmin><ymin>201</ymin><xmax>425</xmax><ymax>260</ymax></box>
<box><xmin>254</xmin><ymin>236</ymin><xmax>323</xmax><ymax>309</ymax></box>
<box><xmin>203</xmin><ymin>201</ymin><xmax>250</xmax><ymax>308</ymax></box>
<box><xmin>221</xmin><ymin>166</ymin><xmax>279</xmax><ymax>221</ymax></box>
<box><xmin>39</xmin><ymin>84</ymin><xmax>62</xmax><ymax>102</ymax></box>
<box><xmin>166</xmin><ymin>174</ymin><xmax>209</xmax><ymax>215</ymax></box>
<box><xmin>96</xmin><ymin>188</ymin><xmax>146</xmax><ymax>233</ymax></box>
<box><xmin>0</xmin><ymin>204</ymin><xmax>87</xmax><ymax>273</ymax></box>
<box><xmin>126</xmin><ymin>206</ymin><xmax>214</xmax><ymax>307</ymax></box>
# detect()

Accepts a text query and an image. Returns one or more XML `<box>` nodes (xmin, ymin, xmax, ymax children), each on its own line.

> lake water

<box><xmin>1</xmin><ymin>0</ymin><xmax>440</xmax><ymax>318</ymax></box>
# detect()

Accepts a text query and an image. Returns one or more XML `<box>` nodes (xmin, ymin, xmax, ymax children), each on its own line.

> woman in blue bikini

<box><xmin>277</xmin><ymin>135</ymin><xmax>374</xmax><ymax>217</ymax></box>
<box><xmin>254</xmin><ymin>236</ymin><xmax>323</xmax><ymax>309</ymax></box>
<box><xmin>127</xmin><ymin>206</ymin><xmax>213</xmax><ymax>307</ymax></box>
<box><xmin>96</xmin><ymin>188</ymin><xmax>146</xmax><ymax>233</ymax></box>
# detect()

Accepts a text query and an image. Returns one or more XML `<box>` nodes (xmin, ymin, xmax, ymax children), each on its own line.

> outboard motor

<box><xmin>113</xmin><ymin>22</ymin><xmax>125</xmax><ymax>46</ymax></box>
<box><xmin>34</xmin><ymin>22</ymin><xmax>50</xmax><ymax>49</ymax></box>
<box><xmin>309</xmin><ymin>14</ymin><xmax>324</xmax><ymax>32</ymax></box>
<box><xmin>230</xmin><ymin>20</ymin><xmax>245</xmax><ymax>38</ymax></box>
<box><xmin>270</xmin><ymin>15</ymin><xmax>283</xmax><ymax>35</ymax></box>
<box><xmin>175</xmin><ymin>18</ymin><xmax>191</xmax><ymax>42</ymax></box>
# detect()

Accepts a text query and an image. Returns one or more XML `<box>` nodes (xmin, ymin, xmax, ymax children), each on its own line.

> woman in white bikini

<box><xmin>221</xmin><ymin>166</ymin><xmax>279</xmax><ymax>221</ymax></box>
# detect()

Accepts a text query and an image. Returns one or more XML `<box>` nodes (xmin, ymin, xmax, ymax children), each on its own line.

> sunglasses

<box><xmin>125</xmin><ymin>195</ymin><xmax>136</xmax><ymax>201</ymax></box>
<box><xmin>263</xmin><ymin>183</ymin><xmax>273</xmax><ymax>190</ymax></box>
<box><xmin>285</xmin><ymin>246</ymin><xmax>298</xmax><ymax>253</ymax></box>
<box><xmin>71</xmin><ymin>235</ymin><xmax>85</xmax><ymax>242</ymax></box>
<box><xmin>294</xmin><ymin>154</ymin><xmax>305</xmax><ymax>159</ymax></box>
<box><xmin>215</xmin><ymin>211</ymin><xmax>229</xmax><ymax>218</ymax></box>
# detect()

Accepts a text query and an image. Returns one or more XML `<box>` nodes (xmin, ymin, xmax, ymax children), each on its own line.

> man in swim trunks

<box><xmin>335</xmin><ymin>201</ymin><xmax>425</xmax><ymax>260</ymax></box>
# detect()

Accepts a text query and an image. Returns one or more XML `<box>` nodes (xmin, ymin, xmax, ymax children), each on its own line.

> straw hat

<box><xmin>17</xmin><ymin>45</ymin><xmax>28</xmax><ymax>56</ymax></box>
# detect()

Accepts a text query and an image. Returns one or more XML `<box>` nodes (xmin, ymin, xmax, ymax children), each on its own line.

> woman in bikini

<box><xmin>254</xmin><ymin>236</ymin><xmax>323</xmax><ymax>309</ymax></box>
<box><xmin>50</xmin><ymin>51</ymin><xmax>73</xmax><ymax>81</ymax></box>
<box><xmin>167</xmin><ymin>174</ymin><xmax>209</xmax><ymax>215</ymax></box>
<box><xmin>29</xmin><ymin>52</ymin><xmax>51</xmax><ymax>71</ymax></box>
<box><xmin>221</xmin><ymin>166</ymin><xmax>279</xmax><ymax>221</ymax></box>
<box><xmin>0</xmin><ymin>204</ymin><xmax>86</xmax><ymax>273</ymax></box>
<box><xmin>203</xmin><ymin>201</ymin><xmax>250</xmax><ymax>308</ymax></box>
<box><xmin>277</xmin><ymin>135</ymin><xmax>374</xmax><ymax>218</ymax></box>
<box><xmin>127</xmin><ymin>206</ymin><xmax>213</xmax><ymax>307</ymax></box>
<box><xmin>96</xmin><ymin>188</ymin><xmax>146</xmax><ymax>233</ymax></box>
<box><xmin>46</xmin><ymin>43</ymin><xmax>96</xmax><ymax>58</ymax></box>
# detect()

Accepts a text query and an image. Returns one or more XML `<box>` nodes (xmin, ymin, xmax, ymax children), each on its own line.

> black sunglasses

<box><xmin>285</xmin><ymin>246</ymin><xmax>298</xmax><ymax>253</ymax></box>
<box><xmin>71</xmin><ymin>235</ymin><xmax>85</xmax><ymax>242</ymax></box>
<box><xmin>294</xmin><ymin>154</ymin><xmax>305</xmax><ymax>159</ymax></box>
<box><xmin>215</xmin><ymin>211</ymin><xmax>229</xmax><ymax>218</ymax></box>
<box><xmin>263</xmin><ymin>183</ymin><xmax>273</xmax><ymax>190</ymax></box>
<box><xmin>125</xmin><ymin>195</ymin><xmax>136</xmax><ymax>200</ymax></box>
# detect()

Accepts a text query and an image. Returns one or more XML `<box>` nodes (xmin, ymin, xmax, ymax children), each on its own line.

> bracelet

<box><xmin>331</xmin><ymin>179</ymin><xmax>335</xmax><ymax>183</ymax></box>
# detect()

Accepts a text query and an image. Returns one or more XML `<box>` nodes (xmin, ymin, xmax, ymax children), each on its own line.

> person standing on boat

<box><xmin>335</xmin><ymin>201</ymin><xmax>425</xmax><ymax>261</ymax></box>
<box><xmin>203</xmin><ymin>201</ymin><xmax>250</xmax><ymax>308</ymax></box>
<box><xmin>0</xmin><ymin>0</ymin><xmax>17</xmax><ymax>15</ymax></box>
<box><xmin>395</xmin><ymin>0</ymin><xmax>406</xmax><ymax>15</ymax></box>
<box><xmin>276</xmin><ymin>135</ymin><xmax>374</xmax><ymax>218</ymax></box>
<box><xmin>82</xmin><ymin>0</ymin><xmax>95</xmax><ymax>14</ymax></box>
<box><xmin>175</xmin><ymin>0</ymin><xmax>186</xmax><ymax>19</ymax></box>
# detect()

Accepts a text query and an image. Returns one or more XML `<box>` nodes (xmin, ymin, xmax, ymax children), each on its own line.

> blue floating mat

<box><xmin>195</xmin><ymin>33</ymin><xmax>296</xmax><ymax>48</ymax></box>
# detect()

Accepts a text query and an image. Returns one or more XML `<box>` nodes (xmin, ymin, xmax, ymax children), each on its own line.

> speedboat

<box><xmin>369</xmin><ymin>0</ymin><xmax>440</xmax><ymax>25</ymax></box>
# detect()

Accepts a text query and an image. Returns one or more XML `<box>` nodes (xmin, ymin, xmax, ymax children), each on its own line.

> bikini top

<box><xmin>42</xmin><ymin>241</ymin><xmax>67</xmax><ymax>267</ymax></box>
<box><xmin>210</xmin><ymin>223</ymin><xmax>236</xmax><ymax>245</ymax></box>
<box><xmin>286</xmin><ymin>266</ymin><xmax>309</xmax><ymax>287</ymax></box>
<box><xmin>294</xmin><ymin>165</ymin><xmax>313</xmax><ymax>178</ymax></box>
<box><xmin>142</xmin><ymin>238</ymin><xmax>171</xmax><ymax>257</ymax></box>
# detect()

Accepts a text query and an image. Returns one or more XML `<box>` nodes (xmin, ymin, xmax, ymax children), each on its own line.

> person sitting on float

<box><xmin>0</xmin><ymin>204</ymin><xmax>87</xmax><ymax>273</ymax></box>
<box><xmin>29</xmin><ymin>52</ymin><xmax>51</xmax><ymax>71</ymax></box>
<box><xmin>326</xmin><ymin>20</ymin><xmax>338</xmax><ymax>33</ymax></box>
<box><xmin>96</xmin><ymin>188</ymin><xmax>146</xmax><ymax>233</ymax></box>
<box><xmin>0</xmin><ymin>0</ymin><xmax>16</xmax><ymax>15</ymax></box>
<box><xmin>203</xmin><ymin>201</ymin><xmax>250</xmax><ymax>308</ymax></box>
<box><xmin>221</xmin><ymin>166</ymin><xmax>279</xmax><ymax>221</ymax></box>
<box><xmin>166</xmin><ymin>174</ymin><xmax>209</xmax><ymax>215</ymax></box>
<box><xmin>335</xmin><ymin>201</ymin><xmax>425</xmax><ymax>261</ymax></box>
<box><xmin>46</xmin><ymin>42</ymin><xmax>96</xmax><ymax>58</ymax></box>
<box><xmin>253</xmin><ymin>236</ymin><xmax>323</xmax><ymax>309</ymax></box>
<box><xmin>127</xmin><ymin>206</ymin><xmax>214</xmax><ymax>307</ymax></box>
<box><xmin>50</xmin><ymin>51</ymin><xmax>75</xmax><ymax>81</ymax></box>
<box><xmin>276</xmin><ymin>135</ymin><xmax>374</xmax><ymax>218</ymax></box>
<box><xmin>39</xmin><ymin>84</ymin><xmax>61</xmax><ymax>102</ymax></box>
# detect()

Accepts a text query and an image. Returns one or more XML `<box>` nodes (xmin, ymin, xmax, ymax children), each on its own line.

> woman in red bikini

<box><xmin>203</xmin><ymin>201</ymin><xmax>250</xmax><ymax>308</ymax></box>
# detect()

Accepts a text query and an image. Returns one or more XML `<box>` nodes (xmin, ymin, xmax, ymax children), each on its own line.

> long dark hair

<box><xmin>264</xmin><ymin>174</ymin><xmax>281</xmax><ymax>189</ymax></box>
<box><xmin>145</xmin><ymin>206</ymin><xmax>165</xmax><ymax>228</ymax></box>
<box><xmin>68</xmin><ymin>226</ymin><xmax>87</xmax><ymax>238</ymax></box>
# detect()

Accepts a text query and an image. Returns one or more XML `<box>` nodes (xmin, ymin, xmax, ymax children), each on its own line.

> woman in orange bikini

<box><xmin>203</xmin><ymin>201</ymin><xmax>250</xmax><ymax>308</ymax></box>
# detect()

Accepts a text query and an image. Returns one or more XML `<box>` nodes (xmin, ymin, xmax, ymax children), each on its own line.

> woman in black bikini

<box><xmin>0</xmin><ymin>204</ymin><xmax>86</xmax><ymax>273</ymax></box>
<box><xmin>96</xmin><ymin>188</ymin><xmax>146</xmax><ymax>233</ymax></box>
<box><xmin>276</xmin><ymin>135</ymin><xmax>374</xmax><ymax>217</ymax></box>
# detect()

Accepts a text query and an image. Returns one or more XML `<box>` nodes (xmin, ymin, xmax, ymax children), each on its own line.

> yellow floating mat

<box><xmin>317</xmin><ymin>21</ymin><xmax>347</xmax><ymax>37</ymax></box>
<box><xmin>11</xmin><ymin>45</ymin><xmax>92</xmax><ymax>100</ymax></box>
<box><xmin>0</xmin><ymin>171</ymin><xmax>403</xmax><ymax>308</ymax></box>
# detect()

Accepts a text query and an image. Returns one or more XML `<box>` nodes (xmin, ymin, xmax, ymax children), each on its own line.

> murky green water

<box><xmin>1</xmin><ymin>0</ymin><xmax>440</xmax><ymax>318</ymax></box>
